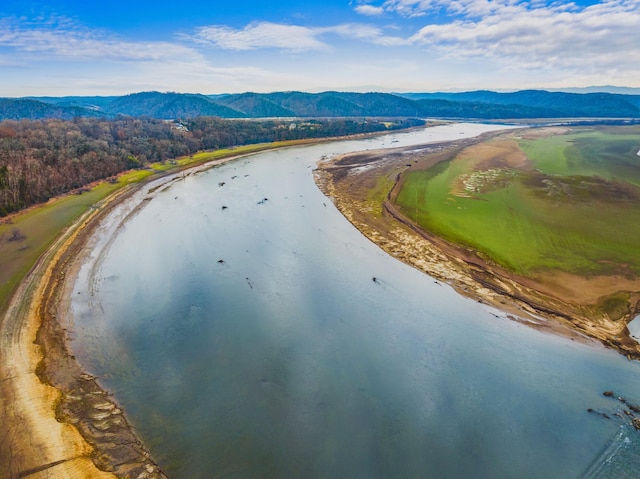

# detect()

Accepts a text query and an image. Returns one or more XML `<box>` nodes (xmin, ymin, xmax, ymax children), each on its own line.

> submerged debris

<box><xmin>588</xmin><ymin>391</ymin><xmax>640</xmax><ymax>431</ymax></box>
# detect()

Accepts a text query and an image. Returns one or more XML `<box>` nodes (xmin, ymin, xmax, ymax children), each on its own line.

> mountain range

<box><xmin>1</xmin><ymin>89</ymin><xmax>639</xmax><ymax>121</ymax></box>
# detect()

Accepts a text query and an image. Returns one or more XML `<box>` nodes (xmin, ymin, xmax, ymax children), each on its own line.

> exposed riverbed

<box><xmin>68</xmin><ymin>124</ymin><xmax>640</xmax><ymax>478</ymax></box>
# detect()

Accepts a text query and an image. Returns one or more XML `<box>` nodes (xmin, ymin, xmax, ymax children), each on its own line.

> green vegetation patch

<box><xmin>598</xmin><ymin>292</ymin><xmax>631</xmax><ymax>322</ymax></box>
<box><xmin>365</xmin><ymin>171</ymin><xmax>401</xmax><ymax>218</ymax></box>
<box><xmin>394</xmin><ymin>127</ymin><xmax>640</xmax><ymax>278</ymax></box>
<box><xmin>519</xmin><ymin>128</ymin><xmax>640</xmax><ymax>185</ymax></box>
<box><xmin>0</xmin><ymin>182</ymin><xmax>120</xmax><ymax>311</ymax></box>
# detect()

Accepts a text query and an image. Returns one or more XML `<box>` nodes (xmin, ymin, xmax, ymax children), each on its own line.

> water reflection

<box><xmin>71</xmin><ymin>124</ymin><xmax>640</xmax><ymax>478</ymax></box>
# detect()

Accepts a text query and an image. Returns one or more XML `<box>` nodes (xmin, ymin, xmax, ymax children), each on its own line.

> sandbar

<box><xmin>314</xmin><ymin>130</ymin><xmax>640</xmax><ymax>359</ymax></box>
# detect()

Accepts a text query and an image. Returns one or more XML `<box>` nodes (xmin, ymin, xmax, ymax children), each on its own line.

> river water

<box><xmin>70</xmin><ymin>124</ymin><xmax>640</xmax><ymax>478</ymax></box>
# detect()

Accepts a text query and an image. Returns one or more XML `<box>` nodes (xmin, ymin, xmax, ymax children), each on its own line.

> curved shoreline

<box><xmin>0</xmin><ymin>128</ymin><xmax>420</xmax><ymax>479</ymax></box>
<box><xmin>0</xmin><ymin>180</ymin><xmax>171</xmax><ymax>478</ymax></box>
<box><xmin>5</xmin><ymin>123</ymin><xmax>636</xmax><ymax>478</ymax></box>
<box><xmin>0</xmin><ymin>149</ymin><xmax>281</xmax><ymax>478</ymax></box>
<box><xmin>314</xmin><ymin>131</ymin><xmax>640</xmax><ymax>360</ymax></box>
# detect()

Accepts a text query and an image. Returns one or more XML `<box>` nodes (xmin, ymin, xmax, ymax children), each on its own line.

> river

<box><xmin>69</xmin><ymin>123</ymin><xmax>640</xmax><ymax>478</ymax></box>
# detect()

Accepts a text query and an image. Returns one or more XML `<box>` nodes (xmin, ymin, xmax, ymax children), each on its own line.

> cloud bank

<box><xmin>0</xmin><ymin>1</ymin><xmax>637</xmax><ymax>95</ymax></box>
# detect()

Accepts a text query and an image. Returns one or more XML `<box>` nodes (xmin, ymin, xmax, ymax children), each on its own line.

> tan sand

<box><xmin>0</xmin><ymin>155</ymin><xmax>247</xmax><ymax>478</ymax></box>
<box><xmin>0</xmin><ymin>194</ymin><xmax>122</xmax><ymax>479</ymax></box>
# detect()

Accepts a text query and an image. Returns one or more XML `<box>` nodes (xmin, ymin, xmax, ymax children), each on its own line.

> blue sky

<box><xmin>1</xmin><ymin>0</ymin><xmax>638</xmax><ymax>96</ymax></box>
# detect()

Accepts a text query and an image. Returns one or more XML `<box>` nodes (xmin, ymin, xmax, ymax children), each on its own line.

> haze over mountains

<box><xmin>1</xmin><ymin>90</ymin><xmax>640</xmax><ymax>121</ymax></box>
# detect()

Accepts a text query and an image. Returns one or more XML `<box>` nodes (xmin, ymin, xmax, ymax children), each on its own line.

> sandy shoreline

<box><xmin>1</xmin><ymin>125</ymin><xmax>432</xmax><ymax>478</ymax></box>
<box><xmin>0</xmin><ymin>180</ymin><xmax>171</xmax><ymax>478</ymax></box>
<box><xmin>314</xmin><ymin>131</ymin><xmax>640</xmax><ymax>360</ymax></box>
<box><xmin>0</xmin><ymin>152</ymin><xmax>254</xmax><ymax>479</ymax></box>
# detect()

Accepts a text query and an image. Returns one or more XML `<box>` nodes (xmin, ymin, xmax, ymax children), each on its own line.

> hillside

<box><xmin>0</xmin><ymin>98</ymin><xmax>107</xmax><ymax>120</ymax></box>
<box><xmin>2</xmin><ymin>89</ymin><xmax>640</xmax><ymax>120</ymax></box>
<box><xmin>402</xmin><ymin>90</ymin><xmax>640</xmax><ymax>118</ymax></box>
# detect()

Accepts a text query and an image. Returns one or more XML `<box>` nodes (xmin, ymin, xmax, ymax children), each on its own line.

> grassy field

<box><xmin>519</xmin><ymin>127</ymin><xmax>640</xmax><ymax>184</ymax></box>
<box><xmin>0</xmin><ymin>140</ymin><xmax>307</xmax><ymax>316</ymax></box>
<box><xmin>395</xmin><ymin>127</ymin><xmax>640</xmax><ymax>277</ymax></box>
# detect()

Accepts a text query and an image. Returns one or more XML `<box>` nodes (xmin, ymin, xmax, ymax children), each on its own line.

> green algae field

<box><xmin>394</xmin><ymin>126</ymin><xmax>640</xmax><ymax>278</ymax></box>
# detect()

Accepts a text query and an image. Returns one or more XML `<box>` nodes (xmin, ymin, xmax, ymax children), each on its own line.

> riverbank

<box><xmin>314</xmin><ymin>131</ymin><xmax>640</xmax><ymax>359</ymax></box>
<box><xmin>0</xmin><ymin>180</ymin><xmax>171</xmax><ymax>478</ymax></box>
<box><xmin>0</xmin><ymin>144</ymin><xmax>312</xmax><ymax>478</ymax></box>
<box><xmin>0</xmin><ymin>126</ymin><xmax>429</xmax><ymax>479</ymax></box>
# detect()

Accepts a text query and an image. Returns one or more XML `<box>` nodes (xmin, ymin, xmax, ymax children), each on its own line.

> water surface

<box><xmin>71</xmin><ymin>124</ymin><xmax>640</xmax><ymax>478</ymax></box>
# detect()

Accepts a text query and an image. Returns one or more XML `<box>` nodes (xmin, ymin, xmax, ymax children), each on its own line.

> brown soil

<box><xmin>315</xmin><ymin>130</ymin><xmax>640</xmax><ymax>360</ymax></box>
<box><xmin>0</xmin><ymin>183</ymin><xmax>169</xmax><ymax>479</ymax></box>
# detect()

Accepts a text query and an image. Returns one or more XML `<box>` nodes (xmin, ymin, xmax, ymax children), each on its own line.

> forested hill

<box><xmin>2</xmin><ymin>89</ymin><xmax>638</xmax><ymax>120</ymax></box>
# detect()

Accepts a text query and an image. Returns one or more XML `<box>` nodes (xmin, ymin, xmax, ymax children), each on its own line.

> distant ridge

<box><xmin>547</xmin><ymin>86</ymin><xmax>640</xmax><ymax>95</ymax></box>
<box><xmin>103</xmin><ymin>92</ymin><xmax>245</xmax><ymax>118</ymax></box>
<box><xmin>0</xmin><ymin>98</ymin><xmax>106</xmax><ymax>120</ymax></box>
<box><xmin>3</xmin><ymin>89</ymin><xmax>640</xmax><ymax>120</ymax></box>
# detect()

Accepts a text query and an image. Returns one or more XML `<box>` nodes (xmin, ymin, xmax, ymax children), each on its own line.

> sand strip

<box><xmin>0</xmin><ymin>152</ymin><xmax>256</xmax><ymax>479</ymax></box>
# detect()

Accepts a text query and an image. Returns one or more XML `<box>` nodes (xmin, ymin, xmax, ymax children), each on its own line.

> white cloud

<box><xmin>193</xmin><ymin>21</ymin><xmax>406</xmax><ymax>51</ymax></box>
<box><xmin>194</xmin><ymin>22</ymin><xmax>329</xmax><ymax>51</ymax></box>
<box><xmin>322</xmin><ymin>23</ymin><xmax>406</xmax><ymax>45</ymax></box>
<box><xmin>407</xmin><ymin>0</ymin><xmax>640</xmax><ymax>75</ymax></box>
<box><xmin>356</xmin><ymin>0</ymin><xmax>582</xmax><ymax>18</ymax></box>
<box><xmin>354</xmin><ymin>4</ymin><xmax>386</xmax><ymax>15</ymax></box>
<box><xmin>350</xmin><ymin>0</ymin><xmax>640</xmax><ymax>85</ymax></box>
<box><xmin>376</xmin><ymin>0</ymin><xmax>441</xmax><ymax>17</ymax></box>
<box><xmin>0</xmin><ymin>16</ymin><xmax>203</xmax><ymax>63</ymax></box>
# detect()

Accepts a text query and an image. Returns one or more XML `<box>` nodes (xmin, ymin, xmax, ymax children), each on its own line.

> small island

<box><xmin>315</xmin><ymin>124</ymin><xmax>640</xmax><ymax>358</ymax></box>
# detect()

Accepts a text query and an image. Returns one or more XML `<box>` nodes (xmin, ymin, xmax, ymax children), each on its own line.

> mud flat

<box><xmin>314</xmin><ymin>131</ymin><xmax>640</xmax><ymax>359</ymax></box>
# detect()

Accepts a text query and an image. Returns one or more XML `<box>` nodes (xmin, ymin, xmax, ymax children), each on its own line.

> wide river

<box><xmin>70</xmin><ymin>123</ymin><xmax>640</xmax><ymax>478</ymax></box>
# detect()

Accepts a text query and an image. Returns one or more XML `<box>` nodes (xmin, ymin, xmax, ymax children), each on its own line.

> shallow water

<box><xmin>628</xmin><ymin>316</ymin><xmax>640</xmax><ymax>343</ymax></box>
<box><xmin>70</xmin><ymin>124</ymin><xmax>640</xmax><ymax>478</ymax></box>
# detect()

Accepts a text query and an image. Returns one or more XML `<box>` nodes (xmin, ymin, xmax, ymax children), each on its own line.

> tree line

<box><xmin>0</xmin><ymin>117</ymin><xmax>423</xmax><ymax>216</ymax></box>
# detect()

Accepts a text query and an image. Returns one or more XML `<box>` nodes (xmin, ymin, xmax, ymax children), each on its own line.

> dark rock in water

<box><xmin>604</xmin><ymin>391</ymin><xmax>615</xmax><ymax>397</ymax></box>
<box><xmin>587</xmin><ymin>409</ymin><xmax>611</xmax><ymax>420</ymax></box>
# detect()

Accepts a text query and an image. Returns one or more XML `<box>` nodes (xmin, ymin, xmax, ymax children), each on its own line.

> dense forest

<box><xmin>7</xmin><ymin>90</ymin><xmax>639</xmax><ymax>120</ymax></box>
<box><xmin>0</xmin><ymin>116</ymin><xmax>422</xmax><ymax>216</ymax></box>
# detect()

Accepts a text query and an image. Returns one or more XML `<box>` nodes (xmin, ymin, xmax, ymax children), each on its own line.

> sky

<box><xmin>0</xmin><ymin>0</ymin><xmax>639</xmax><ymax>96</ymax></box>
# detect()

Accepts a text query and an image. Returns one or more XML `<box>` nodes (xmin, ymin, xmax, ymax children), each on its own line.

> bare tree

<box><xmin>8</xmin><ymin>228</ymin><xmax>25</xmax><ymax>242</ymax></box>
